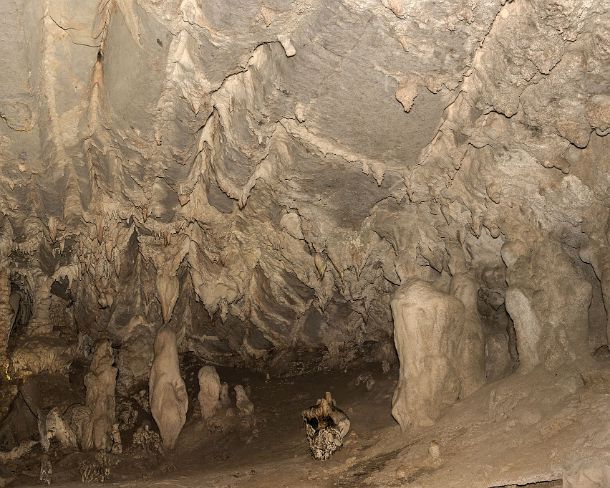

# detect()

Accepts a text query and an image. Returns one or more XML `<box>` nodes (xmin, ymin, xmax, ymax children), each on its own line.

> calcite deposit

<box><xmin>83</xmin><ymin>340</ymin><xmax>117</xmax><ymax>451</ymax></box>
<box><xmin>149</xmin><ymin>327</ymin><xmax>188</xmax><ymax>450</ymax></box>
<box><xmin>197</xmin><ymin>365</ymin><xmax>221</xmax><ymax>420</ymax></box>
<box><xmin>391</xmin><ymin>280</ymin><xmax>479</xmax><ymax>428</ymax></box>
<box><xmin>234</xmin><ymin>385</ymin><xmax>254</xmax><ymax>417</ymax></box>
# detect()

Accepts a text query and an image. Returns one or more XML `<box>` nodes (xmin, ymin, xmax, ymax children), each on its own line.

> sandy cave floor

<box><xmin>8</xmin><ymin>353</ymin><xmax>610</xmax><ymax>488</ymax></box>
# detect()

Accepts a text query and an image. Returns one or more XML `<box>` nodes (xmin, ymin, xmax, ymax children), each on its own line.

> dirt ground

<box><xmin>6</xmin><ymin>353</ymin><xmax>610</xmax><ymax>488</ymax></box>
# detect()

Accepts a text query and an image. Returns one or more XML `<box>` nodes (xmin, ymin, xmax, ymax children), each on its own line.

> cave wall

<box><xmin>0</xmin><ymin>0</ymin><xmax>608</xmax><ymax>384</ymax></box>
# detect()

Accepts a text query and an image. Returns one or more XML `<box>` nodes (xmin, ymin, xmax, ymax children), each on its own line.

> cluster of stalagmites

<box><xmin>196</xmin><ymin>366</ymin><xmax>253</xmax><ymax>420</ymax></box>
<box><xmin>390</xmin><ymin>239</ymin><xmax>598</xmax><ymax>430</ymax></box>
<box><xmin>31</xmin><ymin>326</ymin><xmax>254</xmax><ymax>484</ymax></box>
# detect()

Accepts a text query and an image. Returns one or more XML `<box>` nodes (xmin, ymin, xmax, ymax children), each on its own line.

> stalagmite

<box><xmin>391</xmin><ymin>280</ymin><xmax>468</xmax><ymax>428</ymax></box>
<box><xmin>302</xmin><ymin>392</ymin><xmax>351</xmax><ymax>460</ymax></box>
<box><xmin>149</xmin><ymin>327</ymin><xmax>188</xmax><ymax>450</ymax></box>
<box><xmin>449</xmin><ymin>272</ymin><xmax>485</xmax><ymax>395</ymax></box>
<box><xmin>220</xmin><ymin>382</ymin><xmax>231</xmax><ymax>407</ymax></box>
<box><xmin>504</xmin><ymin>241</ymin><xmax>592</xmax><ymax>372</ymax></box>
<box><xmin>198</xmin><ymin>365</ymin><xmax>221</xmax><ymax>420</ymax></box>
<box><xmin>82</xmin><ymin>340</ymin><xmax>117</xmax><ymax>451</ymax></box>
<box><xmin>234</xmin><ymin>385</ymin><xmax>254</xmax><ymax>416</ymax></box>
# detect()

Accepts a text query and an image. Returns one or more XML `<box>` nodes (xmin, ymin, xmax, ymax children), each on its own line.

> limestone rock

<box><xmin>485</xmin><ymin>332</ymin><xmax>513</xmax><ymax>381</ymax></box>
<box><xmin>505</xmin><ymin>241</ymin><xmax>592</xmax><ymax>372</ymax></box>
<box><xmin>131</xmin><ymin>423</ymin><xmax>162</xmax><ymax>457</ymax></box>
<box><xmin>10</xmin><ymin>338</ymin><xmax>75</xmax><ymax>379</ymax></box>
<box><xmin>116</xmin><ymin>398</ymin><xmax>139</xmax><ymax>431</ymax></box>
<box><xmin>580</xmin><ymin>243</ymin><xmax>610</xmax><ymax>347</ymax></box>
<box><xmin>82</xmin><ymin>340</ymin><xmax>117</xmax><ymax>451</ymax></box>
<box><xmin>234</xmin><ymin>385</ymin><xmax>254</xmax><ymax>416</ymax></box>
<box><xmin>0</xmin><ymin>440</ymin><xmax>37</xmax><ymax>463</ymax></box>
<box><xmin>39</xmin><ymin>454</ymin><xmax>52</xmax><ymax>486</ymax></box>
<box><xmin>0</xmin><ymin>268</ymin><xmax>12</xmax><ymax>369</ymax></box>
<box><xmin>45</xmin><ymin>407</ymin><xmax>78</xmax><ymax>450</ymax></box>
<box><xmin>0</xmin><ymin>0</ymin><xmax>604</xmax><ymax>380</ymax></box>
<box><xmin>149</xmin><ymin>327</ymin><xmax>188</xmax><ymax>450</ymax></box>
<box><xmin>563</xmin><ymin>454</ymin><xmax>610</xmax><ymax>488</ymax></box>
<box><xmin>280</xmin><ymin>213</ymin><xmax>304</xmax><ymax>240</ymax></box>
<box><xmin>277</xmin><ymin>34</ymin><xmax>296</xmax><ymax>57</ymax></box>
<box><xmin>198</xmin><ymin>365</ymin><xmax>221</xmax><ymax>420</ymax></box>
<box><xmin>0</xmin><ymin>2</ymin><xmax>606</xmax><ymax>476</ymax></box>
<box><xmin>449</xmin><ymin>272</ymin><xmax>485</xmax><ymax>396</ymax></box>
<box><xmin>391</xmin><ymin>280</ymin><xmax>470</xmax><ymax>428</ymax></box>
<box><xmin>115</xmin><ymin>317</ymin><xmax>155</xmax><ymax>396</ymax></box>
<box><xmin>110</xmin><ymin>423</ymin><xmax>122</xmax><ymax>454</ymax></box>
<box><xmin>63</xmin><ymin>404</ymin><xmax>92</xmax><ymax>450</ymax></box>
<box><xmin>79</xmin><ymin>451</ymin><xmax>111</xmax><ymax>484</ymax></box>
<box><xmin>395</xmin><ymin>81</ymin><xmax>418</xmax><ymax>113</ymax></box>
<box><xmin>219</xmin><ymin>382</ymin><xmax>231</xmax><ymax>407</ymax></box>
<box><xmin>302</xmin><ymin>392</ymin><xmax>350</xmax><ymax>461</ymax></box>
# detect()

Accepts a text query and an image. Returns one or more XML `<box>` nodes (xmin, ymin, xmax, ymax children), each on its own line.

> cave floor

<box><xmin>11</xmin><ymin>356</ymin><xmax>610</xmax><ymax>488</ymax></box>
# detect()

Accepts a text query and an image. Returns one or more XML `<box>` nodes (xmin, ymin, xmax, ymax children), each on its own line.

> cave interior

<box><xmin>0</xmin><ymin>0</ymin><xmax>609</xmax><ymax>487</ymax></box>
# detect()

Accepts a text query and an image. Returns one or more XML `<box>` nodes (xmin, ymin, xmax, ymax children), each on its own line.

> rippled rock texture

<box><xmin>0</xmin><ymin>0</ymin><xmax>607</xmax><ymax>387</ymax></box>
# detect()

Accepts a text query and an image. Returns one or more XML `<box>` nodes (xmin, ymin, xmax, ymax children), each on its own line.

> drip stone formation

<box><xmin>0</xmin><ymin>0</ymin><xmax>608</xmax><ymax>486</ymax></box>
<box><xmin>197</xmin><ymin>366</ymin><xmax>221</xmax><ymax>420</ymax></box>
<box><xmin>149</xmin><ymin>327</ymin><xmax>188</xmax><ymax>450</ymax></box>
